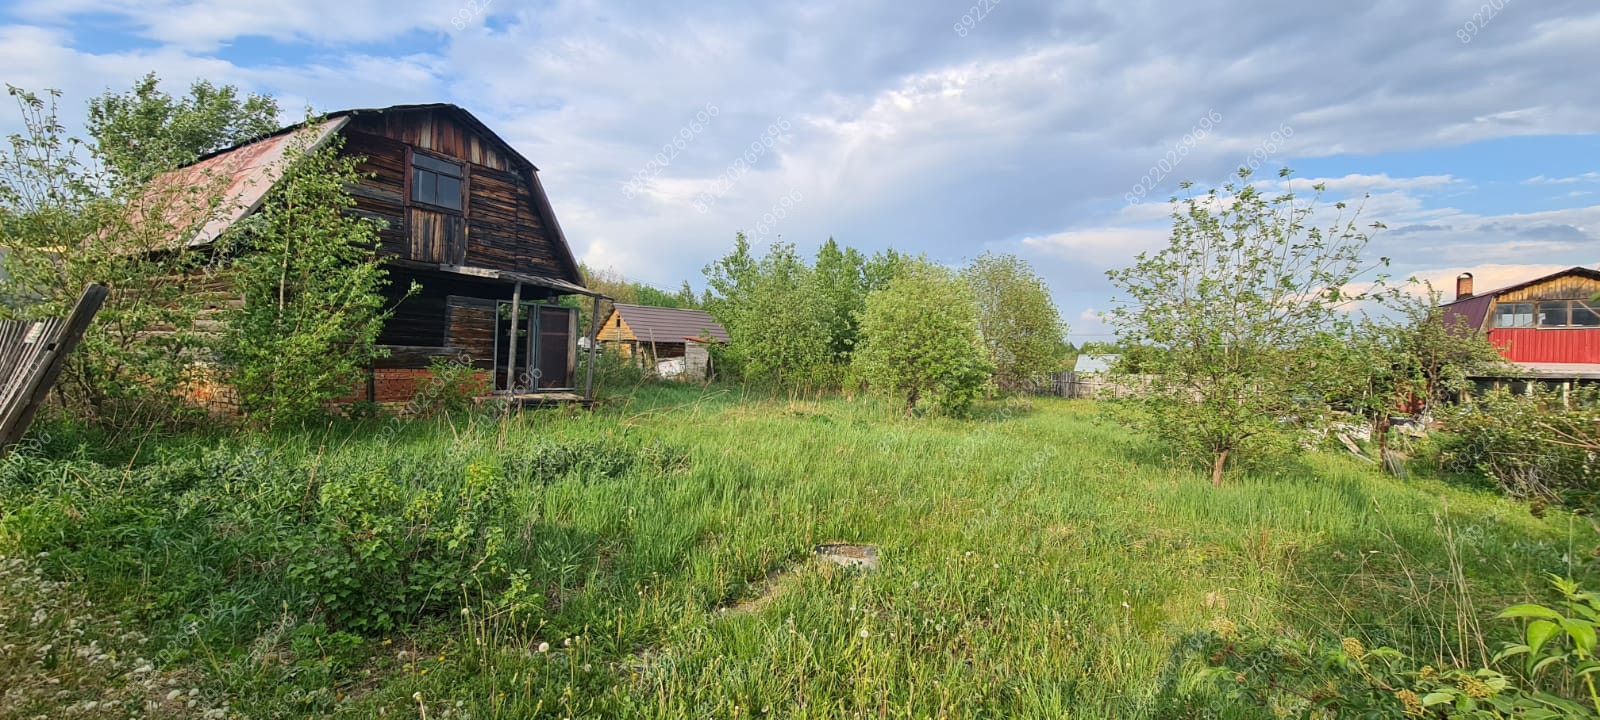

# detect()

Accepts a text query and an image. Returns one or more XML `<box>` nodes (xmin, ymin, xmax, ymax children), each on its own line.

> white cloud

<box><xmin>3</xmin><ymin>0</ymin><xmax>1600</xmax><ymax>320</ymax></box>
<box><xmin>1524</xmin><ymin>172</ymin><xmax>1600</xmax><ymax>185</ymax></box>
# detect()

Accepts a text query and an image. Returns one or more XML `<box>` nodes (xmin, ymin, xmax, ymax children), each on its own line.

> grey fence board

<box><xmin>0</xmin><ymin>284</ymin><xmax>107</xmax><ymax>451</ymax></box>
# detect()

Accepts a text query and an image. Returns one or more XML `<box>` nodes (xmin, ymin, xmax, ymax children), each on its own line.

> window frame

<box><xmin>1493</xmin><ymin>302</ymin><xmax>1535</xmax><ymax>329</ymax></box>
<box><xmin>408</xmin><ymin>149</ymin><xmax>466</xmax><ymax>214</ymax></box>
<box><xmin>1496</xmin><ymin>299</ymin><xmax>1600</xmax><ymax>329</ymax></box>
<box><xmin>1570</xmin><ymin>299</ymin><xmax>1600</xmax><ymax>328</ymax></box>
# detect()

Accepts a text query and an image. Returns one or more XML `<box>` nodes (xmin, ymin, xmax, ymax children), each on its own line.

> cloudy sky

<box><xmin>2</xmin><ymin>0</ymin><xmax>1597</xmax><ymax>342</ymax></box>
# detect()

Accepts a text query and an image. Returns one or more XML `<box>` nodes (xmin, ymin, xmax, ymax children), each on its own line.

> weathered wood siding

<box><xmin>1496</xmin><ymin>274</ymin><xmax>1600</xmax><ymax>303</ymax></box>
<box><xmin>340</xmin><ymin>107</ymin><xmax>574</xmax><ymax>280</ymax></box>
<box><xmin>343</xmin><ymin>130</ymin><xmax>408</xmax><ymax>256</ymax></box>
<box><xmin>466</xmin><ymin>167</ymin><xmax>568</xmax><ymax>276</ymax></box>
<box><xmin>346</xmin><ymin>109</ymin><xmax>514</xmax><ymax>172</ymax></box>
<box><xmin>446</xmin><ymin>296</ymin><xmax>497</xmax><ymax>370</ymax></box>
<box><xmin>407</xmin><ymin>208</ymin><xmax>467</xmax><ymax>264</ymax></box>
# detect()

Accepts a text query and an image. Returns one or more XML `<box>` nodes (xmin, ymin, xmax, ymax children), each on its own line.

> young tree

<box><xmin>962</xmin><ymin>252</ymin><xmax>1067</xmax><ymax>391</ymax></box>
<box><xmin>216</xmin><ymin>124</ymin><xmax>398</xmax><ymax>427</ymax></box>
<box><xmin>854</xmin><ymin>259</ymin><xmax>992</xmax><ymax>415</ymax></box>
<box><xmin>1105</xmin><ymin>170</ymin><xmax>1388</xmax><ymax>486</ymax></box>
<box><xmin>88</xmin><ymin>72</ymin><xmax>280</xmax><ymax>184</ymax></box>
<box><xmin>811</xmin><ymin>237</ymin><xmax>868</xmax><ymax>364</ymax></box>
<box><xmin>702</xmin><ymin>235</ymin><xmax>833</xmax><ymax>388</ymax></box>
<box><xmin>0</xmin><ymin>85</ymin><xmax>234</xmax><ymax>428</ymax></box>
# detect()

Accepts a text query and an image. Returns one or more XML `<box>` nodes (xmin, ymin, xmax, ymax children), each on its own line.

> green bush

<box><xmin>283</xmin><ymin>459</ymin><xmax>514</xmax><ymax>633</ymax></box>
<box><xmin>854</xmin><ymin>259</ymin><xmax>993</xmax><ymax>416</ymax></box>
<box><xmin>406</xmin><ymin>356</ymin><xmax>488</xmax><ymax>417</ymax></box>
<box><xmin>1437</xmin><ymin>388</ymin><xmax>1599</xmax><ymax>508</ymax></box>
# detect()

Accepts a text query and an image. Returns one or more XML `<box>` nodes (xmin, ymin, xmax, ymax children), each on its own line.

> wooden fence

<box><xmin>0</xmin><ymin>284</ymin><xmax>107</xmax><ymax>451</ymax></box>
<box><xmin>1048</xmin><ymin>371</ymin><xmax>1158</xmax><ymax>399</ymax></box>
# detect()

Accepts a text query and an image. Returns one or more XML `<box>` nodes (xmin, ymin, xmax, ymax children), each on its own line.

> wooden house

<box><xmin>147</xmin><ymin>104</ymin><xmax>605</xmax><ymax>406</ymax></box>
<box><xmin>1441</xmin><ymin>267</ymin><xmax>1600</xmax><ymax>393</ymax></box>
<box><xmin>593</xmin><ymin>304</ymin><xmax>729</xmax><ymax>379</ymax></box>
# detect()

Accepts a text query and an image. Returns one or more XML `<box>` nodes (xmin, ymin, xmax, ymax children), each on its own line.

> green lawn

<box><xmin>2</xmin><ymin>385</ymin><xmax>1595</xmax><ymax>718</ymax></box>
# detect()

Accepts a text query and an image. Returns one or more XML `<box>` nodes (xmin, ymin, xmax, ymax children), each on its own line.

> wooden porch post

<box><xmin>506</xmin><ymin>281</ymin><xmax>522</xmax><ymax>393</ymax></box>
<box><xmin>585</xmin><ymin>294</ymin><xmax>601</xmax><ymax>403</ymax></box>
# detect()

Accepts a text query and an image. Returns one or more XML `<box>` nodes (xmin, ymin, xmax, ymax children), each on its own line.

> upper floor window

<box><xmin>412</xmin><ymin>152</ymin><xmax>463</xmax><ymax>211</ymax></box>
<box><xmin>1495</xmin><ymin>300</ymin><xmax>1600</xmax><ymax>328</ymax></box>
<box><xmin>1494</xmin><ymin>302</ymin><xmax>1534</xmax><ymax>328</ymax></box>
<box><xmin>1546</xmin><ymin>299</ymin><xmax>1600</xmax><ymax>327</ymax></box>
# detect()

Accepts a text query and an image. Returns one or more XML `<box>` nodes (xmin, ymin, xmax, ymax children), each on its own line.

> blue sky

<box><xmin>2</xmin><ymin>0</ymin><xmax>1596</xmax><ymax>342</ymax></box>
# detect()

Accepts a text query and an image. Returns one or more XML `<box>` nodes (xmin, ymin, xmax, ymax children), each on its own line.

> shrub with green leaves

<box><xmin>1437</xmin><ymin>387</ymin><xmax>1599</xmax><ymax>508</ymax></box>
<box><xmin>0</xmin><ymin>432</ymin><xmax>686</xmax><ymax>644</ymax></box>
<box><xmin>854</xmin><ymin>259</ymin><xmax>993</xmax><ymax>415</ymax></box>
<box><xmin>406</xmin><ymin>356</ymin><xmax>489</xmax><ymax>417</ymax></box>
<box><xmin>216</xmin><ymin>123</ymin><xmax>402</xmax><ymax>428</ymax></box>
<box><xmin>1105</xmin><ymin>169</ymin><xmax>1388</xmax><ymax>486</ymax></box>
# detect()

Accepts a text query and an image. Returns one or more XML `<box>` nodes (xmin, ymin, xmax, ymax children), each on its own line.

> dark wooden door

<box><xmin>535</xmin><ymin>306</ymin><xmax>576</xmax><ymax>389</ymax></box>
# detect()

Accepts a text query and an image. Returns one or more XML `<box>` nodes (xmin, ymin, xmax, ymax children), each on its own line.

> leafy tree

<box><xmin>702</xmin><ymin>235</ymin><xmax>832</xmax><ymax>387</ymax></box>
<box><xmin>962</xmin><ymin>252</ymin><xmax>1067</xmax><ymax>391</ymax></box>
<box><xmin>1105</xmin><ymin>170</ymin><xmax>1388</xmax><ymax>486</ymax></box>
<box><xmin>87</xmin><ymin>72</ymin><xmax>280</xmax><ymax>184</ymax></box>
<box><xmin>812</xmin><ymin>237</ymin><xmax>869</xmax><ymax>363</ymax></box>
<box><xmin>1314</xmin><ymin>287</ymin><xmax>1507</xmax><ymax>460</ymax></box>
<box><xmin>0</xmin><ymin>86</ymin><xmax>234</xmax><ymax>428</ymax></box>
<box><xmin>854</xmin><ymin>259</ymin><xmax>992</xmax><ymax>415</ymax></box>
<box><xmin>216</xmin><ymin>123</ymin><xmax>398</xmax><ymax>427</ymax></box>
<box><xmin>738</xmin><ymin>244</ymin><xmax>831</xmax><ymax>387</ymax></box>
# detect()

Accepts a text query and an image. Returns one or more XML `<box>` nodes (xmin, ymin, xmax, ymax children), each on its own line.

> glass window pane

<box><xmin>1496</xmin><ymin>303</ymin><xmax>1535</xmax><ymax>328</ymax></box>
<box><xmin>413</xmin><ymin>153</ymin><xmax>462</xmax><ymax>176</ymax></box>
<box><xmin>1538</xmin><ymin>302</ymin><xmax>1570</xmax><ymax>327</ymax></box>
<box><xmin>1572</xmin><ymin>302</ymin><xmax>1600</xmax><ymax>327</ymax></box>
<box><xmin>413</xmin><ymin>168</ymin><xmax>436</xmax><ymax>204</ymax></box>
<box><xmin>436</xmin><ymin>174</ymin><xmax>463</xmax><ymax>210</ymax></box>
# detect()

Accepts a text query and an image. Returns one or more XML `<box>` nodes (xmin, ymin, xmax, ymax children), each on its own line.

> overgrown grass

<box><xmin>2</xmin><ymin>385</ymin><xmax>1595</xmax><ymax>718</ymax></box>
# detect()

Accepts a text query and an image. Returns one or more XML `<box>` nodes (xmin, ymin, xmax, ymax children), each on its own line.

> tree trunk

<box><xmin>1210</xmin><ymin>448</ymin><xmax>1230</xmax><ymax>488</ymax></box>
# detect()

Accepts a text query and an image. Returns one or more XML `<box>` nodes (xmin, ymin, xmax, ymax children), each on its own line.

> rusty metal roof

<box><xmin>604</xmin><ymin>304</ymin><xmax>730</xmax><ymax>343</ymax></box>
<box><xmin>136</xmin><ymin>117</ymin><xmax>347</xmax><ymax>249</ymax></box>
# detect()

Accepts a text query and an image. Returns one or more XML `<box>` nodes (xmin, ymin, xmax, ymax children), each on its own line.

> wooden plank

<box><xmin>1</xmin><ymin>284</ymin><xmax>108</xmax><ymax>451</ymax></box>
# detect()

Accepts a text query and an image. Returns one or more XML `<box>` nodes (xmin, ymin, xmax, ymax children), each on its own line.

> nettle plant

<box><xmin>1170</xmin><ymin>576</ymin><xmax>1600</xmax><ymax>719</ymax></box>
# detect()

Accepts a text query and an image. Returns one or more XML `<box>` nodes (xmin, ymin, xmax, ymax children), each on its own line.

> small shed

<box><xmin>594</xmin><ymin>304</ymin><xmax>730</xmax><ymax>379</ymax></box>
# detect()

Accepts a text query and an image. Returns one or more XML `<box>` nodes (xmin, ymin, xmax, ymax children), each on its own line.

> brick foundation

<box><xmin>343</xmin><ymin>368</ymin><xmax>494</xmax><ymax>406</ymax></box>
<box><xmin>181</xmin><ymin>366</ymin><xmax>498</xmax><ymax>417</ymax></box>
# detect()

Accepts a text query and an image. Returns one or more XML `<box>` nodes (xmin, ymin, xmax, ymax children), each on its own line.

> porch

<box><xmin>379</xmin><ymin>260</ymin><xmax>608</xmax><ymax>406</ymax></box>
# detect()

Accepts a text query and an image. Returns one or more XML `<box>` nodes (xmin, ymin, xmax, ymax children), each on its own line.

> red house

<box><xmin>1441</xmin><ymin>266</ymin><xmax>1600</xmax><ymax>390</ymax></box>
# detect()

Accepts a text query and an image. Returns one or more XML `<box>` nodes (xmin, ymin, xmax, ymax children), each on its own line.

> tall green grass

<box><xmin>2</xmin><ymin>385</ymin><xmax>1594</xmax><ymax>718</ymax></box>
